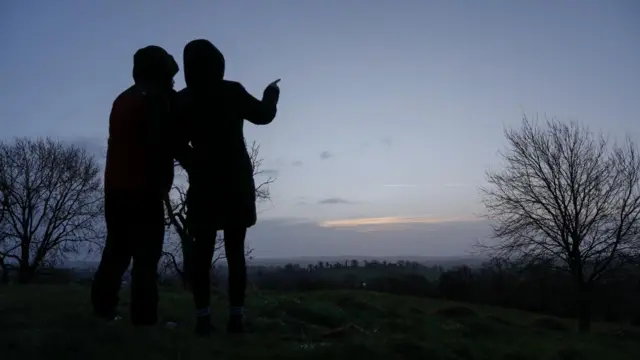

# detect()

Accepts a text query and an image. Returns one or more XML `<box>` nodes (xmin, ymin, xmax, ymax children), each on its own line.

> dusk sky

<box><xmin>1</xmin><ymin>1</ymin><xmax>638</xmax><ymax>258</ymax></box>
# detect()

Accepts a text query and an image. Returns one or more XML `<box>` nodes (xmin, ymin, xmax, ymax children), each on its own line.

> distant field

<box><xmin>1</xmin><ymin>285</ymin><xmax>638</xmax><ymax>360</ymax></box>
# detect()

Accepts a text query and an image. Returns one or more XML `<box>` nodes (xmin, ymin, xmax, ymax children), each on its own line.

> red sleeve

<box><xmin>107</xmin><ymin>90</ymin><xmax>148</xmax><ymax>174</ymax></box>
<box><xmin>109</xmin><ymin>91</ymin><xmax>145</xmax><ymax>143</ymax></box>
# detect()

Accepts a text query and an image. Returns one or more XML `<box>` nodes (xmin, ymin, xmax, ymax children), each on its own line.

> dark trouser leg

<box><xmin>190</xmin><ymin>229</ymin><xmax>216</xmax><ymax>314</ymax></box>
<box><xmin>187</xmin><ymin>200</ymin><xmax>217</xmax><ymax>334</ymax></box>
<box><xmin>129</xmin><ymin>194</ymin><xmax>166</xmax><ymax>326</ymax></box>
<box><xmin>224</xmin><ymin>227</ymin><xmax>247</xmax><ymax>333</ymax></box>
<box><xmin>91</xmin><ymin>193</ymin><xmax>133</xmax><ymax>319</ymax></box>
<box><xmin>224</xmin><ymin>227</ymin><xmax>247</xmax><ymax>308</ymax></box>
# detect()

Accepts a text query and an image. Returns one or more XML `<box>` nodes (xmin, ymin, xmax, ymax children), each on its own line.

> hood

<box><xmin>183</xmin><ymin>39</ymin><xmax>225</xmax><ymax>89</ymax></box>
<box><xmin>132</xmin><ymin>45</ymin><xmax>178</xmax><ymax>87</ymax></box>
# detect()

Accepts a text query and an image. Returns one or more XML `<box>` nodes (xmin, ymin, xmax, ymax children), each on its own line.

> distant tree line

<box><xmin>230</xmin><ymin>257</ymin><xmax>640</xmax><ymax>329</ymax></box>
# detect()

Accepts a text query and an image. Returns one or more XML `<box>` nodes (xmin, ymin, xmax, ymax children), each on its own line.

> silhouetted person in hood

<box><xmin>174</xmin><ymin>39</ymin><xmax>280</xmax><ymax>335</ymax></box>
<box><xmin>92</xmin><ymin>45</ymin><xmax>180</xmax><ymax>326</ymax></box>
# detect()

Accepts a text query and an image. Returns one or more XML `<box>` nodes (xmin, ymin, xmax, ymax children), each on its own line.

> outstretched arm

<box><xmin>237</xmin><ymin>81</ymin><xmax>280</xmax><ymax>125</ymax></box>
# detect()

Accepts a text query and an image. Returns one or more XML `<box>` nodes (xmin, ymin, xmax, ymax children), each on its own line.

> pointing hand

<box><xmin>267</xmin><ymin>79</ymin><xmax>281</xmax><ymax>90</ymax></box>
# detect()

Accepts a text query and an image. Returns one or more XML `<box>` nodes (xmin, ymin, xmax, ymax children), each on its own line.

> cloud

<box><xmin>172</xmin><ymin>171</ymin><xmax>189</xmax><ymax>187</ymax></box>
<box><xmin>319</xmin><ymin>215</ymin><xmax>481</xmax><ymax>228</ymax></box>
<box><xmin>317</xmin><ymin>197</ymin><xmax>356</xmax><ymax>205</ymax></box>
<box><xmin>291</xmin><ymin>160</ymin><xmax>304</xmax><ymax>167</ymax></box>
<box><xmin>260</xmin><ymin>169</ymin><xmax>279</xmax><ymax>177</ymax></box>
<box><xmin>244</xmin><ymin>217</ymin><xmax>493</xmax><ymax>258</ymax></box>
<box><xmin>381</xmin><ymin>137</ymin><xmax>393</xmax><ymax>147</ymax></box>
<box><xmin>383</xmin><ymin>184</ymin><xmax>418</xmax><ymax>188</ymax></box>
<box><xmin>443</xmin><ymin>183</ymin><xmax>475</xmax><ymax>189</ymax></box>
<box><xmin>67</xmin><ymin>136</ymin><xmax>106</xmax><ymax>161</ymax></box>
<box><xmin>320</xmin><ymin>151</ymin><xmax>333</xmax><ymax>160</ymax></box>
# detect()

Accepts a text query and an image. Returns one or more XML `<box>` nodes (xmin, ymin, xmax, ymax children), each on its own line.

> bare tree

<box><xmin>161</xmin><ymin>141</ymin><xmax>273</xmax><ymax>287</ymax></box>
<box><xmin>479</xmin><ymin>116</ymin><xmax>640</xmax><ymax>332</ymax></box>
<box><xmin>0</xmin><ymin>138</ymin><xmax>104</xmax><ymax>283</ymax></box>
<box><xmin>0</xmin><ymin>158</ymin><xmax>9</xmax><ymax>283</ymax></box>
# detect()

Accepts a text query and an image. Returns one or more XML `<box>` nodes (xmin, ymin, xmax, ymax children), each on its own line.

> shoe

<box><xmin>227</xmin><ymin>315</ymin><xmax>244</xmax><ymax>334</ymax></box>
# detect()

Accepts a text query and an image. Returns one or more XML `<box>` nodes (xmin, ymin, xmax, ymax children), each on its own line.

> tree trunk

<box><xmin>576</xmin><ymin>283</ymin><xmax>592</xmax><ymax>333</ymax></box>
<box><xmin>18</xmin><ymin>268</ymin><xmax>33</xmax><ymax>284</ymax></box>
<box><xmin>0</xmin><ymin>260</ymin><xmax>9</xmax><ymax>284</ymax></box>
<box><xmin>180</xmin><ymin>274</ymin><xmax>190</xmax><ymax>290</ymax></box>
<box><xmin>177</xmin><ymin>266</ymin><xmax>189</xmax><ymax>290</ymax></box>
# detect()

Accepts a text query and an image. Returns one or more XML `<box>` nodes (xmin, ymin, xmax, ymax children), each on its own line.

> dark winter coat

<box><xmin>175</xmin><ymin>39</ymin><xmax>279</xmax><ymax>230</ymax></box>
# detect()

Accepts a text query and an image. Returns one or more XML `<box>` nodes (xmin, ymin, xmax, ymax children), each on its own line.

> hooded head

<box><xmin>132</xmin><ymin>45</ymin><xmax>178</xmax><ymax>89</ymax></box>
<box><xmin>183</xmin><ymin>39</ymin><xmax>225</xmax><ymax>89</ymax></box>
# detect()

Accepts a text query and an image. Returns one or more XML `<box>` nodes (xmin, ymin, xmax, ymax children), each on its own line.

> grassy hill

<box><xmin>1</xmin><ymin>285</ymin><xmax>638</xmax><ymax>360</ymax></box>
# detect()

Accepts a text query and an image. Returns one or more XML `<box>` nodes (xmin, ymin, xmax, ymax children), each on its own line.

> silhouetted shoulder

<box><xmin>218</xmin><ymin>80</ymin><xmax>246</xmax><ymax>98</ymax></box>
<box><xmin>113</xmin><ymin>85</ymin><xmax>141</xmax><ymax>107</ymax></box>
<box><xmin>173</xmin><ymin>88</ymin><xmax>199</xmax><ymax>130</ymax></box>
<box><xmin>176</xmin><ymin>87</ymin><xmax>191</xmax><ymax>97</ymax></box>
<box><xmin>173</xmin><ymin>88</ymin><xmax>197</xmax><ymax>119</ymax></box>
<box><xmin>174</xmin><ymin>88</ymin><xmax>191</xmax><ymax>107</ymax></box>
<box><xmin>109</xmin><ymin>86</ymin><xmax>145</xmax><ymax>139</ymax></box>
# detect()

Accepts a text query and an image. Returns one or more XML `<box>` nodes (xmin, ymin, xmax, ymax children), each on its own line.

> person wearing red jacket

<box><xmin>175</xmin><ymin>39</ymin><xmax>280</xmax><ymax>335</ymax></box>
<box><xmin>91</xmin><ymin>45</ymin><xmax>181</xmax><ymax>326</ymax></box>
